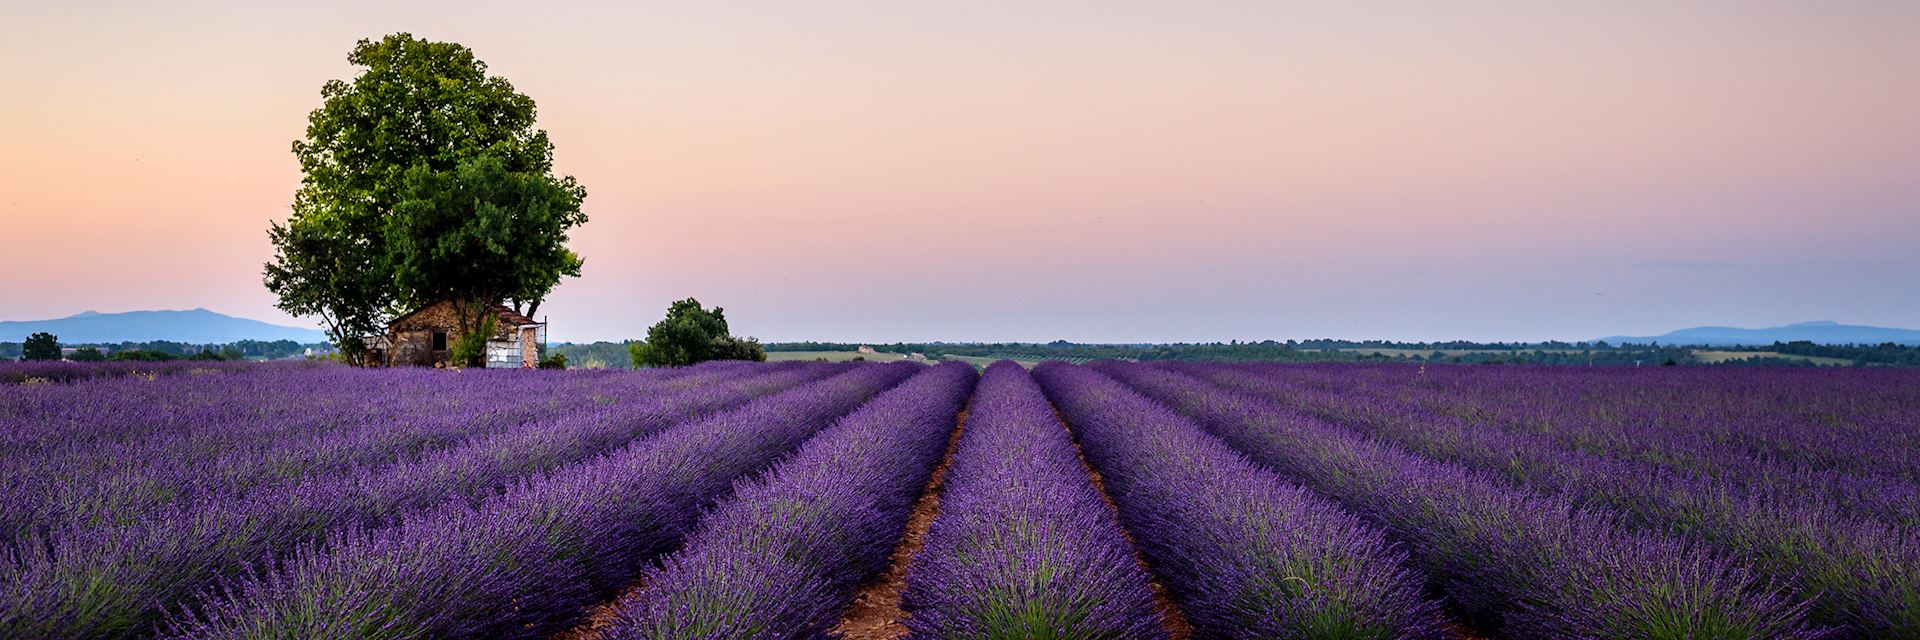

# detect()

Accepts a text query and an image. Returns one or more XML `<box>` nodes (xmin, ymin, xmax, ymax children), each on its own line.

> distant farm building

<box><xmin>367</xmin><ymin>300</ymin><xmax>545</xmax><ymax>368</ymax></box>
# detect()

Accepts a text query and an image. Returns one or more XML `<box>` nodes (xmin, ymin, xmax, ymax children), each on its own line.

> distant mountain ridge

<box><xmin>0</xmin><ymin>309</ymin><xmax>328</xmax><ymax>344</ymax></box>
<box><xmin>1601</xmin><ymin>321</ymin><xmax>1920</xmax><ymax>346</ymax></box>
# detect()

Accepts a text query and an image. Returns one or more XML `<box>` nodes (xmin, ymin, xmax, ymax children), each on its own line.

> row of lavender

<box><xmin>597</xmin><ymin>360</ymin><xmax>1451</xmax><ymax>639</ymax></box>
<box><xmin>163</xmin><ymin>362</ymin><xmax>923</xmax><ymax>639</ymax></box>
<box><xmin>900</xmin><ymin>361</ymin><xmax>1167</xmax><ymax>638</ymax></box>
<box><xmin>894</xmin><ymin>361</ymin><xmax>1896</xmax><ymax>638</ymax></box>
<box><xmin>39</xmin><ymin>358</ymin><xmax>1463</xmax><ymax>639</ymax></box>
<box><xmin>582</xmin><ymin>359</ymin><xmax>1445</xmax><ymax>639</ymax></box>
<box><xmin>0</xmin><ymin>359</ymin><xmax>287</xmax><ymax>385</ymax></box>
<box><xmin>1090</xmin><ymin>362</ymin><xmax>1863</xmax><ymax>638</ymax></box>
<box><xmin>6</xmin><ymin>359</ymin><xmax>1909</xmax><ymax>638</ymax></box>
<box><xmin>1177</xmin><ymin>362</ymin><xmax>1920</xmax><ymax>637</ymax></box>
<box><xmin>600</xmin><ymin>362</ymin><xmax>977</xmax><ymax>637</ymax></box>
<box><xmin>1033</xmin><ymin>363</ymin><xmax>1445</xmax><ymax>639</ymax></box>
<box><xmin>1</xmin><ymin>364</ymin><xmax>723</xmax><ymax>542</ymax></box>
<box><xmin>1239</xmin><ymin>363</ymin><xmax>1920</xmax><ymax>523</ymax></box>
<box><xmin>1244</xmin><ymin>361</ymin><xmax>1920</xmax><ymax>499</ymax></box>
<box><xmin>0</xmin><ymin>360</ymin><xmax>848</xmax><ymax>638</ymax></box>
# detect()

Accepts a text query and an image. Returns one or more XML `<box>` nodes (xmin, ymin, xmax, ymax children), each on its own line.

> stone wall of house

<box><xmin>520</xmin><ymin>326</ymin><xmax>539</xmax><ymax>368</ymax></box>
<box><xmin>387</xmin><ymin>330</ymin><xmax>436</xmax><ymax>367</ymax></box>
<box><xmin>385</xmin><ymin>300</ymin><xmax>517</xmax><ymax>367</ymax></box>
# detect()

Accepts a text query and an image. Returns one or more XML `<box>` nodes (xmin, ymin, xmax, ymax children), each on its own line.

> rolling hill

<box><xmin>1601</xmin><ymin>321</ymin><xmax>1920</xmax><ymax>346</ymax></box>
<box><xmin>0</xmin><ymin>309</ymin><xmax>328</xmax><ymax>344</ymax></box>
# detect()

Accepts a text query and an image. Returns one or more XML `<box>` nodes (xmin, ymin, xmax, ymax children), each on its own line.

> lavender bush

<box><xmin>160</xmin><ymin>362</ymin><xmax>918</xmax><ymax>639</ymax></box>
<box><xmin>3</xmin><ymin>356</ymin><xmax>1910</xmax><ymax>639</ymax></box>
<box><xmin>0</xmin><ymin>359</ymin><xmax>302</xmax><ymax>386</ymax></box>
<box><xmin>1095</xmin><ymin>362</ymin><xmax>1825</xmax><ymax>639</ymax></box>
<box><xmin>1239</xmin><ymin>363</ymin><xmax>1920</xmax><ymax>490</ymax></box>
<box><xmin>1191</xmin><ymin>363</ymin><xmax>1920</xmax><ymax>637</ymax></box>
<box><xmin>606</xmin><ymin>361</ymin><xmax>976</xmax><ymax>639</ymax></box>
<box><xmin>1037</xmin><ymin>363</ymin><xmax>1446</xmax><ymax>640</ymax></box>
<box><xmin>1219</xmin><ymin>362</ymin><xmax>1920</xmax><ymax>526</ymax></box>
<box><xmin>901</xmin><ymin>361</ymin><xmax>1169</xmax><ymax>639</ymax></box>
<box><xmin>0</xmin><ymin>361</ymin><xmax>831</xmax><ymax>639</ymax></box>
<box><xmin>0</xmin><ymin>363</ymin><xmax>733</xmax><ymax>543</ymax></box>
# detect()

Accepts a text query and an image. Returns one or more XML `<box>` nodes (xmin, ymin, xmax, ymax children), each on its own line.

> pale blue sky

<box><xmin>2</xmin><ymin>1</ymin><xmax>1916</xmax><ymax>342</ymax></box>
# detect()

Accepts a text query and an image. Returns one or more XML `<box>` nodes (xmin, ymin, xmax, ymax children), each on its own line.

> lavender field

<box><xmin>2</xmin><ymin>360</ymin><xmax>1917</xmax><ymax>639</ymax></box>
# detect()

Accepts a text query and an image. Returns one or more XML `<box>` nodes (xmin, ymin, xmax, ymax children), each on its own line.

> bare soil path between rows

<box><xmin>830</xmin><ymin>408</ymin><xmax>969</xmax><ymax>638</ymax></box>
<box><xmin>551</xmin><ymin>579</ymin><xmax>643</xmax><ymax>640</ymax></box>
<box><xmin>1055</xmin><ymin>411</ymin><xmax>1194</xmax><ymax>639</ymax></box>
<box><xmin>551</xmin><ymin>409</ymin><xmax>975</xmax><ymax>640</ymax></box>
<box><xmin>548</xmin><ymin>391</ymin><xmax>1476</xmax><ymax>640</ymax></box>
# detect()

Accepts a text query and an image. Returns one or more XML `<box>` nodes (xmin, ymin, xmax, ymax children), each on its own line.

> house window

<box><xmin>431</xmin><ymin>330</ymin><xmax>448</xmax><ymax>351</ymax></box>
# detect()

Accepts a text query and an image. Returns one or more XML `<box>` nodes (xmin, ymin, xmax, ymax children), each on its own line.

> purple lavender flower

<box><xmin>1035</xmin><ymin>362</ymin><xmax>1446</xmax><ymax>640</ymax></box>
<box><xmin>605</xmin><ymin>362</ymin><xmax>976</xmax><ymax>639</ymax></box>
<box><xmin>1094</xmin><ymin>361</ymin><xmax>1827</xmax><ymax>639</ymax></box>
<box><xmin>901</xmin><ymin>361</ymin><xmax>1170</xmax><ymax>639</ymax></box>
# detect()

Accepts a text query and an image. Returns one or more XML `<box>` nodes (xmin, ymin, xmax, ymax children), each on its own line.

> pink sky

<box><xmin>3</xmin><ymin>2</ymin><xmax>1917</xmax><ymax>342</ymax></box>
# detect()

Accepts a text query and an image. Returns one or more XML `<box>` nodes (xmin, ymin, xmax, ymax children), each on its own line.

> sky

<box><xmin>2</xmin><ymin>1</ymin><xmax>1917</xmax><ymax>343</ymax></box>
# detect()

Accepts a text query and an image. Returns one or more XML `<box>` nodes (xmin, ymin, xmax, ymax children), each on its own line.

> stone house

<box><xmin>373</xmin><ymin>299</ymin><xmax>544</xmax><ymax>368</ymax></box>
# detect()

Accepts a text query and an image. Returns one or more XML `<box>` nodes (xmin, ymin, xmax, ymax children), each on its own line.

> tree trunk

<box><xmin>458</xmin><ymin>298</ymin><xmax>482</xmax><ymax>369</ymax></box>
<box><xmin>320</xmin><ymin>315</ymin><xmax>368</xmax><ymax>368</ymax></box>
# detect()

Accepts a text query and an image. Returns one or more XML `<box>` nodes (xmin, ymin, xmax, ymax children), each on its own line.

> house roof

<box><xmin>491</xmin><ymin>304</ymin><xmax>538</xmax><ymax>327</ymax></box>
<box><xmin>386</xmin><ymin>299</ymin><xmax>543</xmax><ymax>330</ymax></box>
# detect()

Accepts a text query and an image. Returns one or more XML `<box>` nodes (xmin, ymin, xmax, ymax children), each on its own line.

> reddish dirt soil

<box><xmin>549</xmin><ymin>403</ymin><xmax>1469</xmax><ymax>640</ymax></box>
<box><xmin>550</xmin><ymin>580</ymin><xmax>646</xmax><ymax>640</ymax></box>
<box><xmin>1055</xmin><ymin>412</ymin><xmax>1194</xmax><ymax>640</ymax></box>
<box><xmin>831</xmin><ymin>409</ymin><xmax>970</xmax><ymax>639</ymax></box>
<box><xmin>1446</xmin><ymin>620</ymin><xmax>1493</xmax><ymax>639</ymax></box>
<box><xmin>1053</xmin><ymin>413</ymin><xmax>1485</xmax><ymax>640</ymax></box>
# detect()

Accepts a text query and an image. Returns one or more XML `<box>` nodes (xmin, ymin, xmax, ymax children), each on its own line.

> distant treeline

<box><xmin>763</xmin><ymin>342</ymin><xmax>865</xmax><ymax>352</ymax></box>
<box><xmin>1</xmin><ymin>339</ymin><xmax>324</xmax><ymax>361</ymax></box>
<box><xmin>14</xmin><ymin>337</ymin><xmax>1920</xmax><ymax>368</ymax></box>
<box><xmin>1755</xmin><ymin>341</ymin><xmax>1920</xmax><ymax>366</ymax></box>
<box><xmin>545</xmin><ymin>341</ymin><xmax>636</xmax><ymax>369</ymax></box>
<box><xmin>766</xmin><ymin>339</ymin><xmax>1920</xmax><ymax>367</ymax></box>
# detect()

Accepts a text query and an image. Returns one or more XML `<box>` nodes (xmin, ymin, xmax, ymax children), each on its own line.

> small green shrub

<box><xmin>450</xmin><ymin>314</ymin><xmax>496</xmax><ymax>368</ymax></box>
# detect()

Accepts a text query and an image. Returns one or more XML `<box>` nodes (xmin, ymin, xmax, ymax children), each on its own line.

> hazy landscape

<box><xmin>4</xmin><ymin>3</ymin><xmax>1918</xmax><ymax>639</ymax></box>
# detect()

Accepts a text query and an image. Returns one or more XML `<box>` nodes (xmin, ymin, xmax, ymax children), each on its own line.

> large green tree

<box><xmin>629</xmin><ymin>298</ymin><xmax>767</xmax><ymax>367</ymax></box>
<box><xmin>20</xmin><ymin>332</ymin><xmax>60</xmax><ymax>361</ymax></box>
<box><xmin>388</xmin><ymin>153</ymin><xmax>585</xmax><ymax>355</ymax></box>
<box><xmin>264</xmin><ymin>33</ymin><xmax>585</xmax><ymax>365</ymax></box>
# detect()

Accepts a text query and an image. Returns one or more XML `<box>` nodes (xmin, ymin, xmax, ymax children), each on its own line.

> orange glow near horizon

<box><xmin>3</xmin><ymin>2</ymin><xmax>1918</xmax><ymax>342</ymax></box>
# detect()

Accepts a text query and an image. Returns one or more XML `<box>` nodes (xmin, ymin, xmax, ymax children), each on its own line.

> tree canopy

<box><xmin>629</xmin><ymin>299</ymin><xmax>767</xmax><ymax>367</ymax></box>
<box><xmin>264</xmin><ymin>33</ymin><xmax>585</xmax><ymax>365</ymax></box>
<box><xmin>20</xmin><ymin>332</ymin><xmax>59</xmax><ymax>361</ymax></box>
<box><xmin>388</xmin><ymin>154</ymin><xmax>585</xmax><ymax>329</ymax></box>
